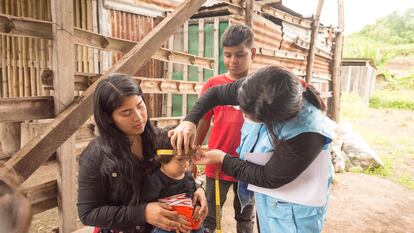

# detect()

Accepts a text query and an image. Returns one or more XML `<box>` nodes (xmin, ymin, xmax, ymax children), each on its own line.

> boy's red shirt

<box><xmin>200</xmin><ymin>74</ymin><xmax>244</xmax><ymax>182</ymax></box>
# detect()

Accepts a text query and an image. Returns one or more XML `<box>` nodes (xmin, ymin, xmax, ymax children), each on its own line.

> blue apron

<box><xmin>237</xmin><ymin>100</ymin><xmax>334</xmax><ymax>233</ymax></box>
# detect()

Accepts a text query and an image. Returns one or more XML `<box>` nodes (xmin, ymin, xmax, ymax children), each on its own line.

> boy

<box><xmin>194</xmin><ymin>24</ymin><xmax>256</xmax><ymax>233</ymax></box>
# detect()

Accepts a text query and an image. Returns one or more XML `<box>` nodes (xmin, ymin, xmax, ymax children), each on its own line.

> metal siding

<box><xmin>203</xmin><ymin>23</ymin><xmax>214</xmax><ymax>81</ymax></box>
<box><xmin>219</xmin><ymin>21</ymin><xmax>229</xmax><ymax>74</ymax></box>
<box><xmin>188</xmin><ymin>24</ymin><xmax>199</xmax><ymax>81</ymax></box>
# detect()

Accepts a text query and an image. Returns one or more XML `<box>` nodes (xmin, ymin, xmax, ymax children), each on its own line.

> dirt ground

<box><xmin>217</xmin><ymin>173</ymin><xmax>414</xmax><ymax>233</ymax></box>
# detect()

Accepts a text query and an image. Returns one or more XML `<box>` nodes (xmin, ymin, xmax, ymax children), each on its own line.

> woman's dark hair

<box><xmin>93</xmin><ymin>73</ymin><xmax>157</xmax><ymax>204</ymax></box>
<box><xmin>0</xmin><ymin>166</ymin><xmax>32</xmax><ymax>233</ymax></box>
<box><xmin>154</xmin><ymin>125</ymin><xmax>177</xmax><ymax>164</ymax></box>
<box><xmin>238</xmin><ymin>66</ymin><xmax>326</xmax><ymax>147</ymax></box>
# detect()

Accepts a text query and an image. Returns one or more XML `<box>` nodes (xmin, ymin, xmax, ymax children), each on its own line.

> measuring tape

<box><xmin>215</xmin><ymin>163</ymin><xmax>222</xmax><ymax>233</ymax></box>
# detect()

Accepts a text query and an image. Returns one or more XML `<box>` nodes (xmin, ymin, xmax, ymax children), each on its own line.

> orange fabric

<box><xmin>171</xmin><ymin>205</ymin><xmax>201</xmax><ymax>230</ymax></box>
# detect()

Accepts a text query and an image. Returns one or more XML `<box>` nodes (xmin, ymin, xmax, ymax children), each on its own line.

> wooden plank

<box><xmin>51</xmin><ymin>0</ymin><xmax>77</xmax><ymax>231</ymax></box>
<box><xmin>0</xmin><ymin>96</ymin><xmax>54</xmax><ymax>122</ymax></box>
<box><xmin>0</xmin><ymin>0</ymin><xmax>207</xmax><ymax>184</ymax></box>
<box><xmin>43</xmin><ymin>72</ymin><xmax>204</xmax><ymax>94</ymax></box>
<box><xmin>1</xmin><ymin>35</ymin><xmax>7</xmax><ymax>97</ymax></box>
<box><xmin>0</xmin><ymin>14</ymin><xmax>53</xmax><ymax>39</ymax></box>
<box><xmin>305</xmin><ymin>0</ymin><xmax>324</xmax><ymax>83</ymax></box>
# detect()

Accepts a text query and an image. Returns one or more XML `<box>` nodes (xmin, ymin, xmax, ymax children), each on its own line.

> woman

<box><xmin>77</xmin><ymin>74</ymin><xmax>207</xmax><ymax>233</ymax></box>
<box><xmin>170</xmin><ymin>66</ymin><xmax>334</xmax><ymax>233</ymax></box>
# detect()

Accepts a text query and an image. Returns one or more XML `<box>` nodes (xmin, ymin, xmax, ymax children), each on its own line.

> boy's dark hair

<box><xmin>155</xmin><ymin>125</ymin><xmax>178</xmax><ymax>164</ymax></box>
<box><xmin>221</xmin><ymin>24</ymin><xmax>254</xmax><ymax>48</ymax></box>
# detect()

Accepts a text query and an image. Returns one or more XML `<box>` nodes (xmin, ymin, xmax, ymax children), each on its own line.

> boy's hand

<box><xmin>168</xmin><ymin>121</ymin><xmax>196</xmax><ymax>156</ymax></box>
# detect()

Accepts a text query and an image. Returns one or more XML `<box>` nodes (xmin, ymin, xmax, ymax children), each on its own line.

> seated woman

<box><xmin>77</xmin><ymin>73</ymin><xmax>207</xmax><ymax>233</ymax></box>
<box><xmin>141</xmin><ymin>125</ymin><xmax>205</xmax><ymax>233</ymax></box>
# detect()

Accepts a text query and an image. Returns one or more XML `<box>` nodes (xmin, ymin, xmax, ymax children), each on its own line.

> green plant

<box><xmin>369</xmin><ymin>90</ymin><xmax>414</xmax><ymax>110</ymax></box>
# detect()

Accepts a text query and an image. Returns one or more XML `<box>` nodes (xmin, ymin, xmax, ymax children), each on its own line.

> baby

<box><xmin>141</xmin><ymin>125</ymin><xmax>205</xmax><ymax>233</ymax></box>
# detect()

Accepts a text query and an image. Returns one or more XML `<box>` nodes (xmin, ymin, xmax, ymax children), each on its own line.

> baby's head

<box><xmin>155</xmin><ymin>125</ymin><xmax>195</xmax><ymax>178</ymax></box>
<box><xmin>0</xmin><ymin>167</ymin><xmax>32</xmax><ymax>233</ymax></box>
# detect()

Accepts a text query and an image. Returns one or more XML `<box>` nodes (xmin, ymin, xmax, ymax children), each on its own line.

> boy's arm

<box><xmin>194</xmin><ymin>118</ymin><xmax>211</xmax><ymax>146</ymax></box>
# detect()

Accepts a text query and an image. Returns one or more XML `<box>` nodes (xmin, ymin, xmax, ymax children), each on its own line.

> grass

<box><xmin>370</xmin><ymin>89</ymin><xmax>414</xmax><ymax>110</ymax></box>
<box><xmin>341</xmin><ymin>92</ymin><xmax>414</xmax><ymax>190</ymax></box>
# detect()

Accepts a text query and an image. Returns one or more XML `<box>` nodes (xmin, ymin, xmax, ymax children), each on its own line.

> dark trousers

<box><xmin>204</xmin><ymin>177</ymin><xmax>255</xmax><ymax>233</ymax></box>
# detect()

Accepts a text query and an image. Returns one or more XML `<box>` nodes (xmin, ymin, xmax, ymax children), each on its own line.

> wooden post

<box><xmin>51</xmin><ymin>0</ymin><xmax>76</xmax><ymax>232</ymax></box>
<box><xmin>245</xmin><ymin>0</ymin><xmax>253</xmax><ymax>28</ymax></box>
<box><xmin>213</xmin><ymin>18</ymin><xmax>219</xmax><ymax>76</ymax></box>
<box><xmin>0</xmin><ymin>0</ymin><xmax>207</xmax><ymax>184</ymax></box>
<box><xmin>330</xmin><ymin>0</ymin><xmax>344</xmax><ymax>122</ymax></box>
<box><xmin>305</xmin><ymin>0</ymin><xmax>324</xmax><ymax>83</ymax></box>
<box><xmin>167</xmin><ymin>36</ymin><xmax>174</xmax><ymax>117</ymax></box>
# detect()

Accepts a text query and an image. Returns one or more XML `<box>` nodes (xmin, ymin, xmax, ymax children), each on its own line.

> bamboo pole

<box><xmin>29</xmin><ymin>37</ymin><xmax>36</xmax><ymax>96</ymax></box>
<box><xmin>0</xmin><ymin>0</ymin><xmax>4</xmax><ymax>97</ymax></box>
<box><xmin>91</xmin><ymin>0</ymin><xmax>99</xmax><ymax>74</ymax></box>
<box><xmin>86</xmin><ymin>0</ymin><xmax>93</xmax><ymax>73</ymax></box>
<box><xmin>1</xmin><ymin>36</ymin><xmax>6</xmax><ymax>97</ymax></box>
<box><xmin>5</xmin><ymin>0</ymin><xmax>12</xmax><ymax>96</ymax></box>
<box><xmin>306</xmin><ymin>0</ymin><xmax>324</xmax><ymax>83</ymax></box>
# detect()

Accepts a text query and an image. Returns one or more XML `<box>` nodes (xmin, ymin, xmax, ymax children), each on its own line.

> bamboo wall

<box><xmin>0</xmin><ymin>0</ymin><xmax>52</xmax><ymax>98</ymax></box>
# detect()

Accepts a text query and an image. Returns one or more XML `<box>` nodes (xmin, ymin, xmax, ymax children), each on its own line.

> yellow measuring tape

<box><xmin>215</xmin><ymin>163</ymin><xmax>222</xmax><ymax>233</ymax></box>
